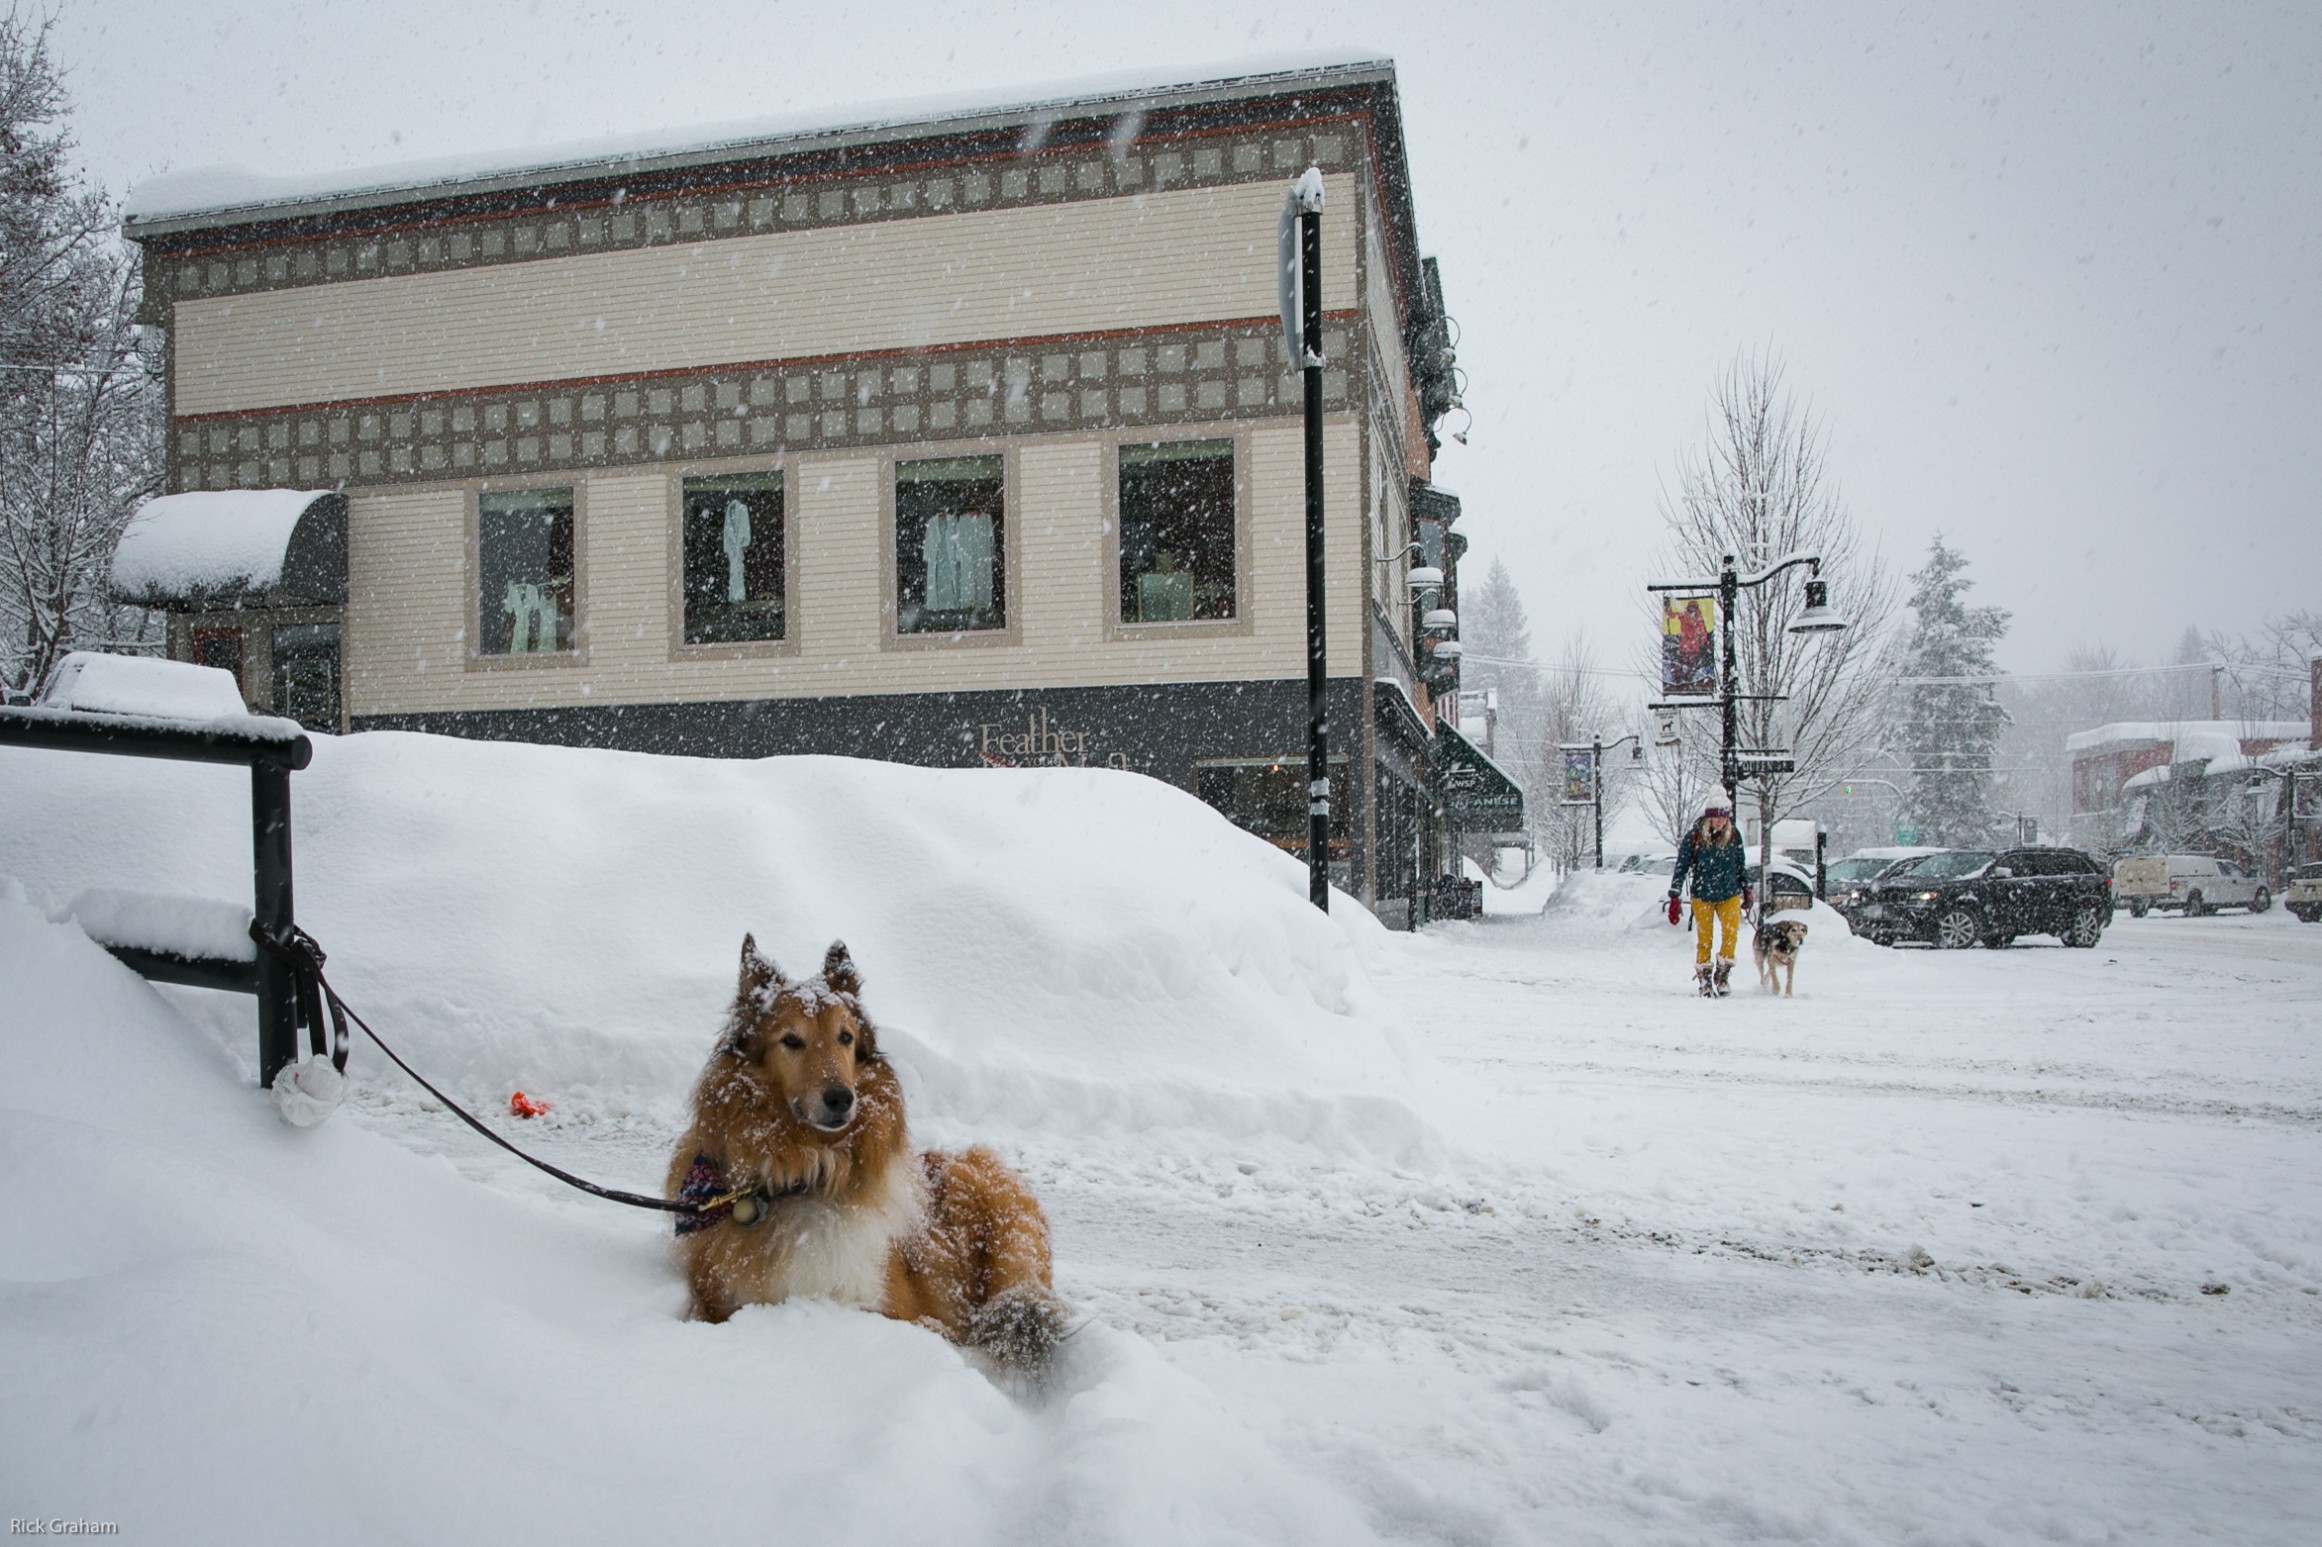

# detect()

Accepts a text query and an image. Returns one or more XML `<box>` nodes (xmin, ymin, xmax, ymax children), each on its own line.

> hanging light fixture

<box><xmin>1789</xmin><ymin>578</ymin><xmax>1848</xmax><ymax>634</ymax></box>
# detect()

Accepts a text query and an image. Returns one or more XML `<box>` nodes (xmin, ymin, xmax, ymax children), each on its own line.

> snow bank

<box><xmin>58</xmin><ymin>888</ymin><xmax>254</xmax><ymax>962</ymax></box>
<box><xmin>1537</xmin><ymin>867</ymin><xmax>1865</xmax><ymax>943</ymax></box>
<box><xmin>36</xmin><ymin>651</ymin><xmax>249</xmax><ymax>719</ymax></box>
<box><xmin>0</xmin><ymin>896</ymin><xmax>1389</xmax><ymax>1546</ymax></box>
<box><xmin>0</xmin><ymin>729</ymin><xmax>1429</xmax><ymax>1163</ymax></box>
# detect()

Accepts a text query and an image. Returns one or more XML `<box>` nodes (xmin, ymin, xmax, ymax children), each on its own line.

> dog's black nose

<box><xmin>820</xmin><ymin>1085</ymin><xmax>854</xmax><ymax>1117</ymax></box>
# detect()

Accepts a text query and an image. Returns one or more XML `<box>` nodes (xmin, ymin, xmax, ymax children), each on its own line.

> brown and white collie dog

<box><xmin>666</xmin><ymin>935</ymin><xmax>1068</xmax><ymax>1382</ymax></box>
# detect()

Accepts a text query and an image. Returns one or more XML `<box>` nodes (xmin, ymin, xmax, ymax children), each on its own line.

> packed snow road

<box><xmin>1029</xmin><ymin>875</ymin><xmax>2322</xmax><ymax>1544</ymax></box>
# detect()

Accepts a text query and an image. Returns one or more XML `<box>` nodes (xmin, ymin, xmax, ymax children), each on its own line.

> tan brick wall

<box><xmin>344</xmin><ymin>419</ymin><xmax>1367</xmax><ymax>717</ymax></box>
<box><xmin>176</xmin><ymin>178</ymin><xmax>1362</xmax><ymax>417</ymax></box>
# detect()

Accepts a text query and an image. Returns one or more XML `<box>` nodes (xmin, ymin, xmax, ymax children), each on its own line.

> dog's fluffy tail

<box><xmin>964</xmin><ymin>1284</ymin><xmax>1072</xmax><ymax>1384</ymax></box>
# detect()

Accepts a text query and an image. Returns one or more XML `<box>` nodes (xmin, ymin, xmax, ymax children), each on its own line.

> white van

<box><xmin>2112</xmin><ymin>854</ymin><xmax>2272</xmax><ymax>917</ymax></box>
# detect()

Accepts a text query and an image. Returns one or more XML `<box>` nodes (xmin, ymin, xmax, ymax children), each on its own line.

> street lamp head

<box><xmin>1429</xmin><ymin>639</ymin><xmax>1465</xmax><ymax>660</ymax></box>
<box><xmin>1422</xmin><ymin>608</ymin><xmax>1458</xmax><ymax>635</ymax></box>
<box><xmin>1406</xmin><ymin>566</ymin><xmax>1444</xmax><ymax>593</ymax></box>
<box><xmin>1788</xmin><ymin>578</ymin><xmax>1848</xmax><ymax>634</ymax></box>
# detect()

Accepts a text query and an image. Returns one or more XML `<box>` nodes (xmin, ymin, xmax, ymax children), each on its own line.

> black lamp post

<box><xmin>1591</xmin><ymin>732</ymin><xmax>1643</xmax><ymax>869</ymax></box>
<box><xmin>1649</xmin><ymin>550</ymin><xmax>1848</xmax><ymax>817</ymax></box>
<box><xmin>1281</xmin><ymin>167</ymin><xmax>1328</xmax><ymax>911</ymax></box>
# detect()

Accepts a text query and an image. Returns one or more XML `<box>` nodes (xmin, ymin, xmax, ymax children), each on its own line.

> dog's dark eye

<box><xmin>837</xmin><ymin>1030</ymin><xmax>853</xmax><ymax>1047</ymax></box>
<box><xmin>779</xmin><ymin>1033</ymin><xmax>805</xmax><ymax>1051</ymax></box>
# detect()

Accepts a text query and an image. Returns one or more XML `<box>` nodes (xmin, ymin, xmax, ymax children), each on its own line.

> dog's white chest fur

<box><xmin>760</xmin><ymin>1158</ymin><xmax>925</xmax><ymax>1309</ymax></box>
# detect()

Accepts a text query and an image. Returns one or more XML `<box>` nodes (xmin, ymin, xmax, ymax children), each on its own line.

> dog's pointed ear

<box><xmin>739</xmin><ymin>933</ymin><xmax>783</xmax><ymax>996</ymax></box>
<box><xmin>822</xmin><ymin>940</ymin><xmax>861</xmax><ymax>997</ymax></box>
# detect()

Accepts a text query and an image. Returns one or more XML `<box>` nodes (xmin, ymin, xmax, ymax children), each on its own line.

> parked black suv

<box><xmin>1855</xmin><ymin>847</ymin><xmax>2111</xmax><ymax>949</ymax></box>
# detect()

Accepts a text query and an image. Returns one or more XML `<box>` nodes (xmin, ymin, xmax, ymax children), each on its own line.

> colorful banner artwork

<box><xmin>1562</xmin><ymin>747</ymin><xmax>1595</xmax><ymax>805</ymax></box>
<box><xmin>1661</xmin><ymin>596</ymin><xmax>1717</xmax><ymax>696</ymax></box>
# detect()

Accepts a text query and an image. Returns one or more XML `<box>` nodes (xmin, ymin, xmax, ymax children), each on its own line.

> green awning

<box><xmin>1432</xmin><ymin>721</ymin><xmax>1525</xmax><ymax>830</ymax></box>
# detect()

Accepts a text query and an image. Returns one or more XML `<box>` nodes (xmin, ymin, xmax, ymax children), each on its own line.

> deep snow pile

<box><xmin>0</xmin><ymin>730</ymin><xmax>1427</xmax><ymax>1545</ymax></box>
<box><xmin>0</xmin><ymin>731</ymin><xmax>1431</xmax><ymax>1159</ymax></box>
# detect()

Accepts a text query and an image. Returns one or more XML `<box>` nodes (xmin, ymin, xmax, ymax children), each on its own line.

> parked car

<box><xmin>1752</xmin><ymin>858</ymin><xmax>1818</xmax><ymax>916</ymax></box>
<box><xmin>1823</xmin><ymin>847</ymin><xmax>1946</xmax><ymax>926</ymax></box>
<box><xmin>2112</xmin><ymin>854</ymin><xmax>2272</xmax><ymax>917</ymax></box>
<box><xmin>1855</xmin><ymin>847</ymin><xmax>2111</xmax><ymax>949</ymax></box>
<box><xmin>2287</xmin><ymin>861</ymin><xmax>2322</xmax><ymax>924</ymax></box>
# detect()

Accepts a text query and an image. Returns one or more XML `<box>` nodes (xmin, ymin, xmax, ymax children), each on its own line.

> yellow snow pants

<box><xmin>1692</xmin><ymin>896</ymin><xmax>1743</xmax><ymax>965</ymax></box>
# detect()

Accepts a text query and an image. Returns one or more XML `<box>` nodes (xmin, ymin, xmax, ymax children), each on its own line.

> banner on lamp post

<box><xmin>1660</xmin><ymin>596</ymin><xmax>1717</xmax><ymax>696</ymax></box>
<box><xmin>1561</xmin><ymin>746</ymin><xmax>1596</xmax><ymax>806</ymax></box>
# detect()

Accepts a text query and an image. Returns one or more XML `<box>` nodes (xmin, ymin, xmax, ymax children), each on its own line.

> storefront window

<box><xmin>896</xmin><ymin>455</ymin><xmax>1004</xmax><ymax>634</ymax></box>
<box><xmin>682</xmin><ymin>472</ymin><xmax>784</xmax><ymax>644</ymax></box>
<box><xmin>479</xmin><ymin>487</ymin><xmax>575</xmax><ymax>654</ymax></box>
<box><xmin>1194</xmin><ymin>757</ymin><xmax>1350</xmax><ymax>859</ymax></box>
<box><xmin>1119</xmin><ymin>439</ymin><xmax>1234</xmax><ymax>622</ymax></box>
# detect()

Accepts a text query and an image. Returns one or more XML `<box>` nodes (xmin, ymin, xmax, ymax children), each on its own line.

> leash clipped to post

<box><xmin>254</xmin><ymin>921</ymin><xmax>348</xmax><ymax>1127</ymax></box>
<box><xmin>247</xmin><ymin>920</ymin><xmax>735</xmax><ymax>1220</ymax></box>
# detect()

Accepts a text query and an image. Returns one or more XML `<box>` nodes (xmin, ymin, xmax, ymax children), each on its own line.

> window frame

<box><xmin>1105</xmin><ymin>424</ymin><xmax>1254</xmax><ymax>642</ymax></box>
<box><xmin>879</xmin><ymin>439</ymin><xmax>1021</xmax><ymax>651</ymax></box>
<box><xmin>466</xmin><ymin>479</ymin><xmax>588</xmax><ymax>670</ymax></box>
<box><xmin>665</xmin><ymin>455</ymin><xmax>798</xmax><ymax>661</ymax></box>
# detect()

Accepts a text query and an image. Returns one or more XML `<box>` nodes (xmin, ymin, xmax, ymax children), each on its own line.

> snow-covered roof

<box><xmin>2063</xmin><ymin>719</ymin><xmax>2311</xmax><ymax>754</ymax></box>
<box><xmin>111</xmin><ymin>490</ymin><xmax>347</xmax><ymax>608</ymax></box>
<box><xmin>124</xmin><ymin>55</ymin><xmax>1392</xmax><ymax>231</ymax></box>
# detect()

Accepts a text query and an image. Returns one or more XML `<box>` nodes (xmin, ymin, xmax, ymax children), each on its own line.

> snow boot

<box><xmin>1712</xmin><ymin>959</ymin><xmax>1733</xmax><ymax>997</ymax></box>
<box><xmin>1694</xmin><ymin>964</ymin><xmax>1714</xmax><ymax>997</ymax></box>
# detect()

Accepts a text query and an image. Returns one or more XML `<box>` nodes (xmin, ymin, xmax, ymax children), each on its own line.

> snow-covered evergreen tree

<box><xmin>1895</xmin><ymin>537</ymin><xmax>2010</xmax><ymax>845</ymax></box>
<box><xmin>1459</xmin><ymin>557</ymin><xmax>1541</xmax><ymax>768</ymax></box>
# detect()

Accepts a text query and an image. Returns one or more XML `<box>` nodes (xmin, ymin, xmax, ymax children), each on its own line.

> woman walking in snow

<box><xmin>1667</xmin><ymin>800</ymin><xmax>1753</xmax><ymax>996</ymax></box>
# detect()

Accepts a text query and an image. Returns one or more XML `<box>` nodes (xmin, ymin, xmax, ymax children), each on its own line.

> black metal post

<box><xmin>2287</xmin><ymin>767</ymin><xmax>2300</xmax><ymax>868</ymax></box>
<box><xmin>1720</xmin><ymin>556</ymin><xmax>1740</xmax><ymax>814</ymax></box>
<box><xmin>1301</xmin><ymin>199</ymin><xmax>1329</xmax><ymax>913</ymax></box>
<box><xmin>1815</xmin><ymin>828</ymin><xmax>1828</xmax><ymax>899</ymax></box>
<box><xmin>1592</xmin><ymin>735</ymin><xmax>1604</xmax><ymax>869</ymax></box>
<box><xmin>0</xmin><ymin>706</ymin><xmax>312</xmax><ymax>1091</ymax></box>
<box><xmin>251</xmin><ymin>758</ymin><xmax>298</xmax><ymax>1088</ymax></box>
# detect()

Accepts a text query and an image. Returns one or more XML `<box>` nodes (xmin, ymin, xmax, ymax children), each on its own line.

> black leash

<box><xmin>250</xmin><ymin>920</ymin><xmax>740</xmax><ymax>1219</ymax></box>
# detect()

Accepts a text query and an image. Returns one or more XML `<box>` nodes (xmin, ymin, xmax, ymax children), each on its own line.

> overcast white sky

<box><xmin>51</xmin><ymin>0</ymin><xmax>2322</xmax><ymax>679</ymax></box>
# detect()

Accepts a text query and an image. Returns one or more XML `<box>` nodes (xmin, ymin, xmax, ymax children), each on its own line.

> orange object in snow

<box><xmin>509</xmin><ymin>1091</ymin><xmax>550</xmax><ymax>1118</ymax></box>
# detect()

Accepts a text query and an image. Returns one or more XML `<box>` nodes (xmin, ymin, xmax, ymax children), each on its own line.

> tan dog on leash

<box><xmin>1753</xmin><ymin>917</ymin><xmax>1809</xmax><ymax>996</ymax></box>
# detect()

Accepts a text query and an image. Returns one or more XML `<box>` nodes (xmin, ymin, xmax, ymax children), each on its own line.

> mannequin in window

<box><xmin>1138</xmin><ymin>548</ymin><xmax>1193</xmax><ymax>622</ymax></box>
<box><xmin>503</xmin><ymin>580</ymin><xmax>557</xmax><ymax>652</ymax></box>
<box><xmin>722</xmin><ymin>498</ymin><xmax>751</xmax><ymax>604</ymax></box>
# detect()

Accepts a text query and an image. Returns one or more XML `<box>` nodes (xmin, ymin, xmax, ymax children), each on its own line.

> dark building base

<box><xmin>356</xmin><ymin>676</ymin><xmax>1381</xmax><ymax>894</ymax></box>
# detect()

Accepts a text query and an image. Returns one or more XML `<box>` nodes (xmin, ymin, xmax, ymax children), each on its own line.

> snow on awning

<box><xmin>1432</xmin><ymin>721</ymin><xmax>1525</xmax><ymax>831</ymax></box>
<box><xmin>110</xmin><ymin>490</ymin><xmax>347</xmax><ymax>609</ymax></box>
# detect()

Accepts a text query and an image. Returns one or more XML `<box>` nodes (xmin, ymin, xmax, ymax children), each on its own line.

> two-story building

<box><xmin>114</xmin><ymin>58</ymin><xmax>1518</xmax><ymax>926</ymax></box>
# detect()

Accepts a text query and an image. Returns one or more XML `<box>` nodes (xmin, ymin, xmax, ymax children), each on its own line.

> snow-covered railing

<box><xmin>0</xmin><ymin>702</ymin><xmax>313</xmax><ymax>1087</ymax></box>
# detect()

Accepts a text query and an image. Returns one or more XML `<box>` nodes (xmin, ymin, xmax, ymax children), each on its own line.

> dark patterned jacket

<box><xmin>1671</xmin><ymin>829</ymin><xmax>1747</xmax><ymax>904</ymax></box>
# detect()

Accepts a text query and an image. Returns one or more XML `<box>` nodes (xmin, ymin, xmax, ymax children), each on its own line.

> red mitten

<box><xmin>1742</xmin><ymin>887</ymin><xmax>1755</xmax><ymax>913</ymax></box>
<box><xmin>1666</xmin><ymin>894</ymin><xmax>1682</xmax><ymax>926</ymax></box>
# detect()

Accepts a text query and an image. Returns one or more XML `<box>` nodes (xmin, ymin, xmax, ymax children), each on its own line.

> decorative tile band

<box><xmin>169</xmin><ymin>320</ymin><xmax>1356</xmax><ymax>493</ymax></box>
<box><xmin>146</xmin><ymin>121</ymin><xmax>1362</xmax><ymax>308</ymax></box>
